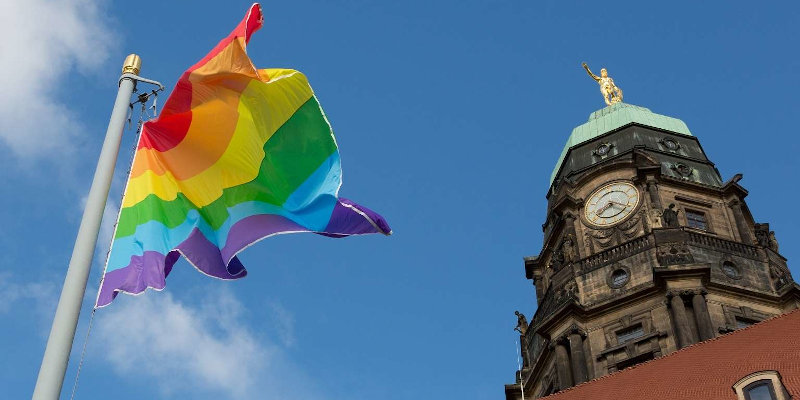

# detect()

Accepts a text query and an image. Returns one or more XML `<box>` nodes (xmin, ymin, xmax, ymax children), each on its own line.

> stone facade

<box><xmin>505</xmin><ymin>104</ymin><xmax>800</xmax><ymax>399</ymax></box>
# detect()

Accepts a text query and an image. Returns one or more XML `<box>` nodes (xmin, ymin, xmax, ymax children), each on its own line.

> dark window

<box><xmin>686</xmin><ymin>210</ymin><xmax>707</xmax><ymax>230</ymax></box>
<box><xmin>736</xmin><ymin>318</ymin><xmax>756</xmax><ymax>329</ymax></box>
<box><xmin>610</xmin><ymin>269</ymin><xmax>629</xmax><ymax>288</ymax></box>
<box><xmin>722</xmin><ymin>261</ymin><xmax>740</xmax><ymax>279</ymax></box>
<box><xmin>744</xmin><ymin>380</ymin><xmax>777</xmax><ymax>400</ymax></box>
<box><xmin>616</xmin><ymin>352</ymin><xmax>654</xmax><ymax>370</ymax></box>
<box><xmin>617</xmin><ymin>325</ymin><xmax>645</xmax><ymax>344</ymax></box>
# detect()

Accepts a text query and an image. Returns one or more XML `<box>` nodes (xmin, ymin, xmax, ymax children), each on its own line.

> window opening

<box><xmin>617</xmin><ymin>325</ymin><xmax>645</xmax><ymax>344</ymax></box>
<box><xmin>686</xmin><ymin>210</ymin><xmax>708</xmax><ymax>230</ymax></box>
<box><xmin>744</xmin><ymin>380</ymin><xmax>777</xmax><ymax>400</ymax></box>
<box><xmin>722</xmin><ymin>261</ymin><xmax>740</xmax><ymax>279</ymax></box>
<box><xmin>610</xmin><ymin>269</ymin><xmax>629</xmax><ymax>288</ymax></box>
<box><xmin>735</xmin><ymin>318</ymin><xmax>756</xmax><ymax>329</ymax></box>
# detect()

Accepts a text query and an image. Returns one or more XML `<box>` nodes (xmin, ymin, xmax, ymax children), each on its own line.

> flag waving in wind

<box><xmin>96</xmin><ymin>4</ymin><xmax>391</xmax><ymax>308</ymax></box>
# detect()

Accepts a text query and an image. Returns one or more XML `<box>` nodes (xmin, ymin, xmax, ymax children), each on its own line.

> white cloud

<box><xmin>268</xmin><ymin>300</ymin><xmax>297</xmax><ymax>348</ymax></box>
<box><xmin>0</xmin><ymin>273</ymin><xmax>57</xmax><ymax>318</ymax></box>
<box><xmin>93</xmin><ymin>287</ymin><xmax>325</xmax><ymax>399</ymax></box>
<box><xmin>0</xmin><ymin>0</ymin><xmax>115</xmax><ymax>157</ymax></box>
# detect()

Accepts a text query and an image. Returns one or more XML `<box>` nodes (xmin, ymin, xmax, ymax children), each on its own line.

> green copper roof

<box><xmin>550</xmin><ymin>103</ymin><xmax>692</xmax><ymax>185</ymax></box>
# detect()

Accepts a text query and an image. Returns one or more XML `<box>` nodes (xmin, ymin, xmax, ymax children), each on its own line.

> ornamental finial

<box><xmin>582</xmin><ymin>62</ymin><xmax>623</xmax><ymax>106</ymax></box>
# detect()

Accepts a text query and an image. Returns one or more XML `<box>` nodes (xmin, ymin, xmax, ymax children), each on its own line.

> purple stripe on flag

<box><xmin>97</xmin><ymin>206</ymin><xmax>391</xmax><ymax>307</ymax></box>
<box><xmin>220</xmin><ymin>214</ymin><xmax>309</xmax><ymax>262</ymax></box>
<box><xmin>178</xmin><ymin>228</ymin><xmax>247</xmax><ymax>278</ymax></box>
<box><xmin>324</xmin><ymin>198</ymin><xmax>392</xmax><ymax>235</ymax></box>
<box><xmin>97</xmin><ymin>229</ymin><xmax>248</xmax><ymax>308</ymax></box>
<box><xmin>97</xmin><ymin>251</ymin><xmax>172</xmax><ymax>307</ymax></box>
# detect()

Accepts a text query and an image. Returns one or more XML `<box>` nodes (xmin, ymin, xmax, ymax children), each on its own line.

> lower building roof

<box><xmin>540</xmin><ymin>308</ymin><xmax>800</xmax><ymax>400</ymax></box>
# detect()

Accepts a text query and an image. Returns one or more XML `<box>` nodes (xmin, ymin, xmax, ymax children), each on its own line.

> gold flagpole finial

<box><xmin>122</xmin><ymin>54</ymin><xmax>142</xmax><ymax>75</ymax></box>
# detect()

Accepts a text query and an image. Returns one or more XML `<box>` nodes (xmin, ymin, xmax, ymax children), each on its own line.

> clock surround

<box><xmin>583</xmin><ymin>181</ymin><xmax>641</xmax><ymax>227</ymax></box>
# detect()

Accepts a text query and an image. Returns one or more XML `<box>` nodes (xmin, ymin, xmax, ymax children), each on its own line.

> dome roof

<box><xmin>550</xmin><ymin>103</ymin><xmax>692</xmax><ymax>185</ymax></box>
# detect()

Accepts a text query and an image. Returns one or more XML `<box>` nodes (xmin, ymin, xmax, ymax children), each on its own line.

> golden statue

<box><xmin>582</xmin><ymin>62</ymin><xmax>623</xmax><ymax>106</ymax></box>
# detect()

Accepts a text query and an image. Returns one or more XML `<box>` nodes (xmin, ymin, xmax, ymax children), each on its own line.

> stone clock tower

<box><xmin>505</xmin><ymin>102</ymin><xmax>800</xmax><ymax>399</ymax></box>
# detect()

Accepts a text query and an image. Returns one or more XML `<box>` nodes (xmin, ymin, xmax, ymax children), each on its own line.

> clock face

<box><xmin>584</xmin><ymin>182</ymin><xmax>640</xmax><ymax>227</ymax></box>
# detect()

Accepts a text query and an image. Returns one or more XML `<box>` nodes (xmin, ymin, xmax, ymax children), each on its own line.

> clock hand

<box><xmin>595</xmin><ymin>202</ymin><xmax>613</xmax><ymax>216</ymax></box>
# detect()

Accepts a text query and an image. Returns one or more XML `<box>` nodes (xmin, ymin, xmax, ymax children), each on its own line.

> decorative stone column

<box><xmin>729</xmin><ymin>199</ymin><xmax>754</xmax><ymax>245</ymax></box>
<box><xmin>551</xmin><ymin>340</ymin><xmax>573</xmax><ymax>390</ymax></box>
<box><xmin>668</xmin><ymin>291</ymin><xmax>694</xmax><ymax>349</ymax></box>
<box><xmin>567</xmin><ymin>326</ymin><xmax>589</xmax><ymax>385</ymax></box>
<box><xmin>692</xmin><ymin>290</ymin><xmax>715</xmax><ymax>341</ymax></box>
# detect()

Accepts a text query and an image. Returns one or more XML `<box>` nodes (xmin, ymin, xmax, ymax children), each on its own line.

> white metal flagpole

<box><xmin>31</xmin><ymin>55</ymin><xmax>142</xmax><ymax>400</ymax></box>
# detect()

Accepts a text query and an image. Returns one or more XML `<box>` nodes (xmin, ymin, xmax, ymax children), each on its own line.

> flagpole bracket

<box><xmin>119</xmin><ymin>73</ymin><xmax>165</xmax><ymax>91</ymax></box>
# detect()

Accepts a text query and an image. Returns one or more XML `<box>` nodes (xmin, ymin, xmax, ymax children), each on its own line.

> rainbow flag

<box><xmin>96</xmin><ymin>4</ymin><xmax>391</xmax><ymax>308</ymax></box>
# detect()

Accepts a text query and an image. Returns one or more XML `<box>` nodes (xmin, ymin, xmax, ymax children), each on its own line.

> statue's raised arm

<box><xmin>582</xmin><ymin>62</ymin><xmax>600</xmax><ymax>82</ymax></box>
<box><xmin>582</xmin><ymin>62</ymin><xmax>624</xmax><ymax>106</ymax></box>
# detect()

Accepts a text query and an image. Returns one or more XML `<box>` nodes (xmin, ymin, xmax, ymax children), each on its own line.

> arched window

<box><xmin>733</xmin><ymin>371</ymin><xmax>790</xmax><ymax>400</ymax></box>
<box><xmin>743</xmin><ymin>380</ymin><xmax>777</xmax><ymax>400</ymax></box>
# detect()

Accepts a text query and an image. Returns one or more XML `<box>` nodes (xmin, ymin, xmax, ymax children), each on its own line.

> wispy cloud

<box><xmin>0</xmin><ymin>273</ymin><xmax>58</xmax><ymax>320</ymax></box>
<box><xmin>0</xmin><ymin>0</ymin><xmax>115</xmax><ymax>158</ymax></box>
<box><xmin>81</xmin><ymin>195</ymin><xmax>120</xmax><ymax>265</ymax></box>
<box><xmin>93</xmin><ymin>287</ymin><xmax>325</xmax><ymax>399</ymax></box>
<box><xmin>268</xmin><ymin>300</ymin><xmax>297</xmax><ymax>348</ymax></box>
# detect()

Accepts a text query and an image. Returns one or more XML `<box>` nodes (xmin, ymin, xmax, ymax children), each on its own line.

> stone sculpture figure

<box><xmin>650</xmin><ymin>208</ymin><xmax>663</xmax><ymax>228</ymax></box>
<box><xmin>562</xmin><ymin>234</ymin><xmax>577</xmax><ymax>263</ymax></box>
<box><xmin>514</xmin><ymin>311</ymin><xmax>528</xmax><ymax>335</ymax></box>
<box><xmin>550</xmin><ymin>248</ymin><xmax>565</xmax><ymax>271</ymax></box>
<box><xmin>563</xmin><ymin>280</ymin><xmax>578</xmax><ymax>299</ymax></box>
<box><xmin>769</xmin><ymin>231</ymin><xmax>779</xmax><ymax>252</ymax></box>
<box><xmin>662</xmin><ymin>203</ymin><xmax>680</xmax><ymax>228</ymax></box>
<box><xmin>582</xmin><ymin>62</ymin><xmax>624</xmax><ymax>106</ymax></box>
<box><xmin>754</xmin><ymin>223</ymin><xmax>770</xmax><ymax>247</ymax></box>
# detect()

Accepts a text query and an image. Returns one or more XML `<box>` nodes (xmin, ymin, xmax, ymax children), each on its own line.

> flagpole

<box><xmin>32</xmin><ymin>55</ymin><xmax>141</xmax><ymax>400</ymax></box>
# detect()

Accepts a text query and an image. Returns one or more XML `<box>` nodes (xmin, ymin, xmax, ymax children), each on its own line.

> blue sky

<box><xmin>1</xmin><ymin>1</ymin><xmax>799</xmax><ymax>399</ymax></box>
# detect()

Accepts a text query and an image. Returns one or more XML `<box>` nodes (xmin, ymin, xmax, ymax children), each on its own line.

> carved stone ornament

<box><xmin>562</xmin><ymin>279</ymin><xmax>578</xmax><ymax>299</ymax></box>
<box><xmin>656</xmin><ymin>243</ymin><xmax>695</xmax><ymax>266</ymax></box>
<box><xmin>769</xmin><ymin>263</ymin><xmax>791</xmax><ymax>290</ymax></box>
<box><xmin>567</xmin><ymin>324</ymin><xmax>587</xmax><ymax>337</ymax></box>
<box><xmin>587</xmin><ymin>227</ymin><xmax>615</xmax><ymax>249</ymax></box>
<box><xmin>593</xmin><ymin>142</ymin><xmax>614</xmax><ymax>157</ymax></box>
<box><xmin>670</xmin><ymin>163</ymin><xmax>694</xmax><ymax>178</ymax></box>
<box><xmin>584</xmin><ymin>212</ymin><xmax>643</xmax><ymax>250</ymax></box>
<box><xmin>667</xmin><ymin>288</ymin><xmax>705</xmax><ymax>298</ymax></box>
<box><xmin>659</xmin><ymin>137</ymin><xmax>681</xmax><ymax>151</ymax></box>
<box><xmin>616</xmin><ymin>214</ymin><xmax>641</xmax><ymax>239</ymax></box>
